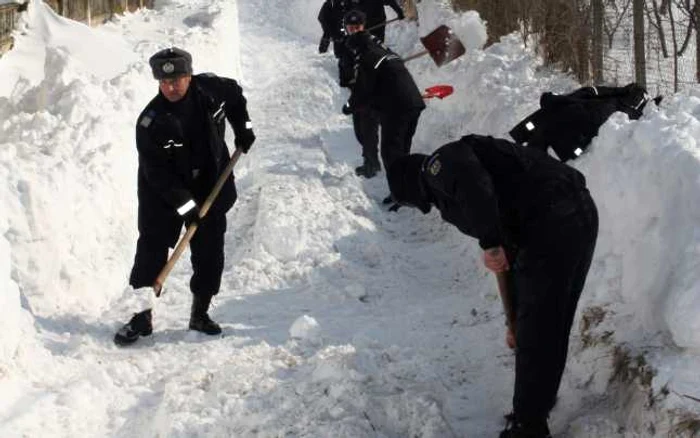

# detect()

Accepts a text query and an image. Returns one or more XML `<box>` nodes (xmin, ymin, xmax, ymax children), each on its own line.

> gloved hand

<box><xmin>341</xmin><ymin>102</ymin><xmax>353</xmax><ymax>115</ymax></box>
<box><xmin>235</xmin><ymin>129</ymin><xmax>256</xmax><ymax>153</ymax></box>
<box><xmin>318</xmin><ymin>37</ymin><xmax>330</xmax><ymax>54</ymax></box>
<box><xmin>181</xmin><ymin>204</ymin><xmax>201</xmax><ymax>225</ymax></box>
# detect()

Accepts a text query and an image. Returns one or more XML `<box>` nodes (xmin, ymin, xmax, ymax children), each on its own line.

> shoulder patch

<box><xmin>139</xmin><ymin>110</ymin><xmax>156</xmax><ymax>128</ymax></box>
<box><xmin>426</xmin><ymin>154</ymin><xmax>442</xmax><ymax>176</ymax></box>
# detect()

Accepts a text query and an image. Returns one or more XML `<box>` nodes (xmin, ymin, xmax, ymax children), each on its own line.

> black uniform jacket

<box><xmin>420</xmin><ymin>135</ymin><xmax>587</xmax><ymax>250</ymax></box>
<box><xmin>362</xmin><ymin>0</ymin><xmax>403</xmax><ymax>29</ymax></box>
<box><xmin>135</xmin><ymin>74</ymin><xmax>254</xmax><ymax>247</ymax></box>
<box><xmin>318</xmin><ymin>0</ymin><xmax>363</xmax><ymax>58</ymax></box>
<box><xmin>347</xmin><ymin>32</ymin><xmax>425</xmax><ymax>114</ymax></box>
<box><xmin>509</xmin><ymin>83</ymin><xmax>653</xmax><ymax>161</ymax></box>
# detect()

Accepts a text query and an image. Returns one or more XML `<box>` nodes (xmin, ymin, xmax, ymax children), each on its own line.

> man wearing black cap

<box><xmin>387</xmin><ymin>134</ymin><xmax>599</xmax><ymax>438</ymax></box>
<box><xmin>317</xmin><ymin>0</ymin><xmax>363</xmax><ymax>87</ymax></box>
<box><xmin>114</xmin><ymin>47</ymin><xmax>256</xmax><ymax>346</ymax></box>
<box><xmin>340</xmin><ymin>9</ymin><xmax>381</xmax><ymax>178</ymax></box>
<box><xmin>344</xmin><ymin>9</ymin><xmax>425</xmax><ymax>196</ymax></box>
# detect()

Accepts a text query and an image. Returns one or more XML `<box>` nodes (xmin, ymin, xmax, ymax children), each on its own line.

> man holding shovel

<box><xmin>114</xmin><ymin>47</ymin><xmax>255</xmax><ymax>346</ymax></box>
<box><xmin>387</xmin><ymin>134</ymin><xmax>598</xmax><ymax>438</ymax></box>
<box><xmin>343</xmin><ymin>9</ymin><xmax>425</xmax><ymax>195</ymax></box>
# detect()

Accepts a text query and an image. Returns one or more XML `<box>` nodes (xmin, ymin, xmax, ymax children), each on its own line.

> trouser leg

<box><xmin>129</xmin><ymin>235</ymin><xmax>169</xmax><ymax>289</ymax></box>
<box><xmin>379</xmin><ymin>110</ymin><xmax>421</xmax><ymax>173</ymax></box>
<box><xmin>189</xmin><ymin>214</ymin><xmax>227</xmax><ymax>297</ymax></box>
<box><xmin>352</xmin><ymin>109</ymin><xmax>380</xmax><ymax>163</ymax></box>
<box><xmin>512</xmin><ymin>193</ymin><xmax>598</xmax><ymax>421</ymax></box>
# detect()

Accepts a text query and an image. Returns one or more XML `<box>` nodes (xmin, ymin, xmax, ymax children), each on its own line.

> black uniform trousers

<box><xmin>352</xmin><ymin>108</ymin><xmax>380</xmax><ymax>162</ymax></box>
<box><xmin>511</xmin><ymin>189</ymin><xmax>598</xmax><ymax>421</ymax></box>
<box><xmin>379</xmin><ymin>109</ymin><xmax>422</xmax><ymax>171</ymax></box>
<box><xmin>129</xmin><ymin>213</ymin><xmax>228</xmax><ymax>297</ymax></box>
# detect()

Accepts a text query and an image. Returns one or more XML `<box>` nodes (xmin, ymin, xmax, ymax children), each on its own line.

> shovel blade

<box><xmin>423</xmin><ymin>85</ymin><xmax>454</xmax><ymax>99</ymax></box>
<box><xmin>420</xmin><ymin>25</ymin><xmax>466</xmax><ymax>67</ymax></box>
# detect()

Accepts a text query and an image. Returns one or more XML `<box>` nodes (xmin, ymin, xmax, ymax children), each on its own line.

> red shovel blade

<box><xmin>423</xmin><ymin>85</ymin><xmax>454</xmax><ymax>99</ymax></box>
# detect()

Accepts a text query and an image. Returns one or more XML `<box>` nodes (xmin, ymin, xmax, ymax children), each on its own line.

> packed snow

<box><xmin>1</xmin><ymin>0</ymin><xmax>699</xmax><ymax>436</ymax></box>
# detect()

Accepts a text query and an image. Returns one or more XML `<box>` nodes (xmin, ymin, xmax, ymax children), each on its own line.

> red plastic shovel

<box><xmin>422</xmin><ymin>85</ymin><xmax>454</xmax><ymax>99</ymax></box>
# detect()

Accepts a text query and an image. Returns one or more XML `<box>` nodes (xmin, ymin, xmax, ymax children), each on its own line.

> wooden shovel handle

<box><xmin>153</xmin><ymin>148</ymin><xmax>244</xmax><ymax>296</ymax></box>
<box><xmin>496</xmin><ymin>271</ymin><xmax>516</xmax><ymax>333</ymax></box>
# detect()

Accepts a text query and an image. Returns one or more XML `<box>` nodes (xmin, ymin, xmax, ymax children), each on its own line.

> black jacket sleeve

<box><xmin>427</xmin><ymin>142</ymin><xmax>505</xmax><ymax>249</ymax></box>
<box><xmin>318</xmin><ymin>1</ymin><xmax>332</xmax><ymax>39</ymax></box>
<box><xmin>204</xmin><ymin>75</ymin><xmax>256</xmax><ymax>152</ymax></box>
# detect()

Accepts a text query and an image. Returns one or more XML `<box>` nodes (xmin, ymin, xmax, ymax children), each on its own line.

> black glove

<box><xmin>319</xmin><ymin>37</ymin><xmax>330</xmax><ymax>54</ymax></box>
<box><xmin>235</xmin><ymin>129</ymin><xmax>256</xmax><ymax>153</ymax></box>
<box><xmin>342</xmin><ymin>102</ymin><xmax>353</xmax><ymax>115</ymax></box>
<box><xmin>181</xmin><ymin>204</ymin><xmax>201</xmax><ymax>225</ymax></box>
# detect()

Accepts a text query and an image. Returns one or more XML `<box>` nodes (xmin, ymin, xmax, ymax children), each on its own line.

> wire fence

<box><xmin>451</xmin><ymin>0</ymin><xmax>700</xmax><ymax>96</ymax></box>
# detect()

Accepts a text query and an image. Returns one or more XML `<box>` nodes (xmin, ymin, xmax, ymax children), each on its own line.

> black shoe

<box><xmin>189</xmin><ymin>313</ymin><xmax>222</xmax><ymax>335</ymax></box>
<box><xmin>114</xmin><ymin>309</ymin><xmax>153</xmax><ymax>346</ymax></box>
<box><xmin>355</xmin><ymin>159</ymin><xmax>380</xmax><ymax>178</ymax></box>
<box><xmin>189</xmin><ymin>294</ymin><xmax>222</xmax><ymax>335</ymax></box>
<box><xmin>499</xmin><ymin>413</ymin><xmax>551</xmax><ymax>438</ymax></box>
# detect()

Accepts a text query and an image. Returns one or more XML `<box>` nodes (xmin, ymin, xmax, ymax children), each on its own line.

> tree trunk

<box><xmin>592</xmin><ymin>0</ymin><xmax>604</xmax><ymax>83</ymax></box>
<box><xmin>634</xmin><ymin>0</ymin><xmax>647</xmax><ymax>87</ymax></box>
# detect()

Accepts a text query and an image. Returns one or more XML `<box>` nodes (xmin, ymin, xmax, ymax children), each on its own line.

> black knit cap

<box><xmin>149</xmin><ymin>47</ymin><xmax>193</xmax><ymax>80</ymax></box>
<box><xmin>343</xmin><ymin>9</ymin><xmax>367</xmax><ymax>26</ymax></box>
<box><xmin>387</xmin><ymin>154</ymin><xmax>432</xmax><ymax>214</ymax></box>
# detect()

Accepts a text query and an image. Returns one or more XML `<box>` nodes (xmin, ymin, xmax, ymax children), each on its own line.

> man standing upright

<box><xmin>361</xmin><ymin>0</ymin><xmax>405</xmax><ymax>42</ymax></box>
<box><xmin>114</xmin><ymin>47</ymin><xmax>255</xmax><ymax>346</ymax></box>
<box><xmin>344</xmin><ymin>10</ymin><xmax>425</xmax><ymax>196</ymax></box>
<box><xmin>317</xmin><ymin>0</ymin><xmax>364</xmax><ymax>87</ymax></box>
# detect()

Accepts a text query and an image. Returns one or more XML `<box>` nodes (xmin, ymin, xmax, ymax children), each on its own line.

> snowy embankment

<box><xmin>0</xmin><ymin>0</ymin><xmax>699</xmax><ymax>436</ymax></box>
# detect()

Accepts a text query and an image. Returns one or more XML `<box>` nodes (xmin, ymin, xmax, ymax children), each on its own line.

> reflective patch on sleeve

<box><xmin>374</xmin><ymin>55</ymin><xmax>388</xmax><ymax>69</ymax></box>
<box><xmin>246</xmin><ymin>121</ymin><xmax>253</xmax><ymax>129</ymax></box>
<box><xmin>574</xmin><ymin>147</ymin><xmax>583</xmax><ymax>156</ymax></box>
<box><xmin>177</xmin><ymin>199</ymin><xmax>196</xmax><ymax>215</ymax></box>
<box><xmin>140</xmin><ymin>110</ymin><xmax>156</xmax><ymax>127</ymax></box>
<box><xmin>525</xmin><ymin>121</ymin><xmax>535</xmax><ymax>131</ymax></box>
<box><xmin>426</xmin><ymin>154</ymin><xmax>441</xmax><ymax>176</ymax></box>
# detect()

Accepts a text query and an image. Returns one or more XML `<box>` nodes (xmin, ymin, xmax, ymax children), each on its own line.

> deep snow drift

<box><xmin>0</xmin><ymin>0</ymin><xmax>699</xmax><ymax>436</ymax></box>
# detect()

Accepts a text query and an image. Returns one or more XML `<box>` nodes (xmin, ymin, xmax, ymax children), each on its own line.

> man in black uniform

<box><xmin>317</xmin><ymin>0</ymin><xmax>363</xmax><ymax>87</ymax></box>
<box><xmin>342</xmin><ymin>10</ymin><xmax>381</xmax><ymax>178</ymax></box>
<box><xmin>345</xmin><ymin>10</ymin><xmax>425</xmax><ymax>195</ymax></box>
<box><xmin>387</xmin><ymin>134</ymin><xmax>599</xmax><ymax>438</ymax></box>
<box><xmin>361</xmin><ymin>0</ymin><xmax>405</xmax><ymax>42</ymax></box>
<box><xmin>114</xmin><ymin>47</ymin><xmax>255</xmax><ymax>346</ymax></box>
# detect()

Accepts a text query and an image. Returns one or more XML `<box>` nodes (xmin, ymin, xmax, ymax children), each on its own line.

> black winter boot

<box><xmin>355</xmin><ymin>157</ymin><xmax>381</xmax><ymax>178</ymax></box>
<box><xmin>499</xmin><ymin>413</ymin><xmax>551</xmax><ymax>438</ymax></box>
<box><xmin>189</xmin><ymin>295</ymin><xmax>222</xmax><ymax>335</ymax></box>
<box><xmin>114</xmin><ymin>309</ymin><xmax>153</xmax><ymax>346</ymax></box>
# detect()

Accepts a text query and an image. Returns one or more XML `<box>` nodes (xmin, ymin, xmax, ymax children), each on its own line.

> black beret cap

<box><xmin>343</xmin><ymin>9</ymin><xmax>366</xmax><ymax>26</ymax></box>
<box><xmin>149</xmin><ymin>47</ymin><xmax>193</xmax><ymax>80</ymax></box>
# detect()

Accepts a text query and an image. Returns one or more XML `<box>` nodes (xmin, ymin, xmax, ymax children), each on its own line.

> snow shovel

<box><xmin>422</xmin><ymin>84</ymin><xmax>454</xmax><ymax>99</ymax></box>
<box><xmin>152</xmin><ymin>148</ymin><xmax>244</xmax><ymax>297</ymax></box>
<box><xmin>403</xmin><ymin>25</ymin><xmax>465</xmax><ymax>67</ymax></box>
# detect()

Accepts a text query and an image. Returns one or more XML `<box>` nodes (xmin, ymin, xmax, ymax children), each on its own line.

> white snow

<box><xmin>1</xmin><ymin>0</ymin><xmax>699</xmax><ymax>436</ymax></box>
